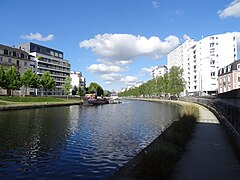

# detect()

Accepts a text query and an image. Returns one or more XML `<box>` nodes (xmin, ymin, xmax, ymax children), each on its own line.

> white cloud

<box><xmin>152</xmin><ymin>1</ymin><xmax>160</xmax><ymax>8</ymax></box>
<box><xmin>120</xmin><ymin>76</ymin><xmax>138</xmax><ymax>84</ymax></box>
<box><xmin>142</xmin><ymin>66</ymin><xmax>158</xmax><ymax>73</ymax></box>
<box><xmin>105</xmin><ymin>82</ymin><xmax>112</xmax><ymax>85</ymax></box>
<box><xmin>21</xmin><ymin>32</ymin><xmax>55</xmax><ymax>41</ymax></box>
<box><xmin>101</xmin><ymin>73</ymin><xmax>123</xmax><ymax>81</ymax></box>
<box><xmin>100</xmin><ymin>73</ymin><xmax>138</xmax><ymax>85</ymax></box>
<box><xmin>87</xmin><ymin>64</ymin><xmax>123</xmax><ymax>74</ymax></box>
<box><xmin>97</xmin><ymin>59</ymin><xmax>132</xmax><ymax>66</ymax></box>
<box><xmin>80</xmin><ymin>33</ymin><xmax>180</xmax><ymax>63</ymax></box>
<box><xmin>218</xmin><ymin>0</ymin><xmax>240</xmax><ymax>18</ymax></box>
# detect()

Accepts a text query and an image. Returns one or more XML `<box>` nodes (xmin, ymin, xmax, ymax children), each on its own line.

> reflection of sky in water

<box><xmin>0</xmin><ymin>100</ymin><xmax>180</xmax><ymax>179</ymax></box>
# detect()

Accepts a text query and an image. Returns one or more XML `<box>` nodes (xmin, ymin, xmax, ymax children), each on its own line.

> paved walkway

<box><xmin>171</xmin><ymin>105</ymin><xmax>240</xmax><ymax>180</ymax></box>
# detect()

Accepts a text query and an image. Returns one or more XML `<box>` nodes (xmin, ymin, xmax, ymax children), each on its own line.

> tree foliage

<box><xmin>88</xmin><ymin>82</ymin><xmax>104</xmax><ymax>96</ymax></box>
<box><xmin>4</xmin><ymin>66</ymin><xmax>22</xmax><ymax>95</ymax></box>
<box><xmin>62</xmin><ymin>76</ymin><xmax>72</xmax><ymax>98</ymax></box>
<box><xmin>41</xmin><ymin>71</ymin><xmax>56</xmax><ymax>93</ymax></box>
<box><xmin>0</xmin><ymin>65</ymin><xmax>6</xmax><ymax>88</ymax></box>
<box><xmin>119</xmin><ymin>66</ymin><xmax>185</xmax><ymax>98</ymax></box>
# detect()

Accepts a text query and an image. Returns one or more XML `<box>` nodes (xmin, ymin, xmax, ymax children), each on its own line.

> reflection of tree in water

<box><xmin>0</xmin><ymin>107</ymin><xmax>71</xmax><ymax>175</ymax></box>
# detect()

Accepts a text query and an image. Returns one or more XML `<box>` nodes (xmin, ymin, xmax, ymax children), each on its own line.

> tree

<box><xmin>21</xmin><ymin>68</ymin><xmax>33</xmax><ymax>97</ymax></box>
<box><xmin>78</xmin><ymin>86</ymin><xmax>85</xmax><ymax>96</ymax></box>
<box><xmin>5</xmin><ymin>66</ymin><xmax>22</xmax><ymax>96</ymax></box>
<box><xmin>88</xmin><ymin>82</ymin><xmax>104</xmax><ymax>96</ymax></box>
<box><xmin>72</xmin><ymin>85</ymin><xmax>78</xmax><ymax>95</ymax></box>
<box><xmin>167</xmin><ymin>66</ymin><xmax>185</xmax><ymax>97</ymax></box>
<box><xmin>0</xmin><ymin>65</ymin><xmax>6</xmax><ymax>88</ymax></box>
<box><xmin>62</xmin><ymin>76</ymin><xmax>72</xmax><ymax>99</ymax></box>
<box><xmin>30</xmin><ymin>73</ymin><xmax>41</xmax><ymax>96</ymax></box>
<box><xmin>40</xmin><ymin>71</ymin><xmax>55</xmax><ymax>95</ymax></box>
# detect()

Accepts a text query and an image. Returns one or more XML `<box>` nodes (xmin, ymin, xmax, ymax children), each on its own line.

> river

<box><xmin>0</xmin><ymin>99</ymin><xmax>180</xmax><ymax>179</ymax></box>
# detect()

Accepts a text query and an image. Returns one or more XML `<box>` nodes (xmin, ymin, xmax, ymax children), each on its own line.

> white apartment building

<box><xmin>70</xmin><ymin>70</ymin><xmax>86</xmax><ymax>94</ymax></box>
<box><xmin>151</xmin><ymin>65</ymin><xmax>168</xmax><ymax>78</ymax></box>
<box><xmin>168</xmin><ymin>33</ymin><xmax>238</xmax><ymax>96</ymax></box>
<box><xmin>18</xmin><ymin>42</ymin><xmax>71</xmax><ymax>96</ymax></box>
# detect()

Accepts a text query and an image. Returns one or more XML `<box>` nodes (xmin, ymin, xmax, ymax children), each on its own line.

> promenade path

<box><xmin>171</xmin><ymin>105</ymin><xmax>240</xmax><ymax>180</ymax></box>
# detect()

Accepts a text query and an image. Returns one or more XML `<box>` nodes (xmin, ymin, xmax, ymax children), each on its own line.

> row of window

<box><xmin>0</xmin><ymin>57</ymin><xmax>28</xmax><ymax>66</ymax></box>
<box><xmin>2</xmin><ymin>49</ymin><xmax>27</xmax><ymax>59</ymax></box>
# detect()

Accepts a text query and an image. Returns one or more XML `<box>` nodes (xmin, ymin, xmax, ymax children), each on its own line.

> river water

<box><xmin>0</xmin><ymin>99</ymin><xmax>180</xmax><ymax>179</ymax></box>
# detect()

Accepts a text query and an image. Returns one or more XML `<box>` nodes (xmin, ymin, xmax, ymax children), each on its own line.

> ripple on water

<box><xmin>0</xmin><ymin>100</ymin><xmax>180</xmax><ymax>179</ymax></box>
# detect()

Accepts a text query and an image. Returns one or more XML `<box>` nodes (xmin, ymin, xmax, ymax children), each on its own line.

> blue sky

<box><xmin>0</xmin><ymin>0</ymin><xmax>240</xmax><ymax>91</ymax></box>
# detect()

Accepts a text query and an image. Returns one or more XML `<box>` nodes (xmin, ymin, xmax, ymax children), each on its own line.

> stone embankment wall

<box><xmin>180</xmin><ymin>96</ymin><xmax>240</xmax><ymax>151</ymax></box>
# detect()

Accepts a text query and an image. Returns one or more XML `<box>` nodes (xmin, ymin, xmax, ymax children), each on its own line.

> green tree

<box><xmin>78</xmin><ymin>86</ymin><xmax>85</xmax><ymax>96</ymax></box>
<box><xmin>40</xmin><ymin>71</ymin><xmax>55</xmax><ymax>95</ymax></box>
<box><xmin>88</xmin><ymin>82</ymin><xmax>104</xmax><ymax>96</ymax></box>
<box><xmin>21</xmin><ymin>68</ymin><xmax>33</xmax><ymax>97</ymax></box>
<box><xmin>0</xmin><ymin>65</ymin><xmax>6</xmax><ymax>88</ymax></box>
<box><xmin>62</xmin><ymin>76</ymin><xmax>72</xmax><ymax>99</ymax></box>
<box><xmin>31</xmin><ymin>73</ymin><xmax>41</xmax><ymax>96</ymax></box>
<box><xmin>5</xmin><ymin>66</ymin><xmax>22</xmax><ymax>96</ymax></box>
<box><xmin>72</xmin><ymin>85</ymin><xmax>78</xmax><ymax>95</ymax></box>
<box><xmin>167</xmin><ymin>66</ymin><xmax>185</xmax><ymax>97</ymax></box>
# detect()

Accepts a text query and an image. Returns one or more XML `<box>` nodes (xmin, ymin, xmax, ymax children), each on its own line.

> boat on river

<box><xmin>108</xmin><ymin>92</ymin><xmax>122</xmax><ymax>104</ymax></box>
<box><xmin>84</xmin><ymin>93</ymin><xmax>109</xmax><ymax>105</ymax></box>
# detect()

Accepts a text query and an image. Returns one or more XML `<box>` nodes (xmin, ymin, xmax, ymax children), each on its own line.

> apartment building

<box><xmin>70</xmin><ymin>70</ymin><xmax>86</xmax><ymax>94</ymax></box>
<box><xmin>151</xmin><ymin>65</ymin><xmax>168</xmax><ymax>78</ymax></box>
<box><xmin>218</xmin><ymin>60</ymin><xmax>240</xmax><ymax>94</ymax></box>
<box><xmin>18</xmin><ymin>42</ymin><xmax>70</xmax><ymax>95</ymax></box>
<box><xmin>0</xmin><ymin>44</ymin><xmax>36</xmax><ymax>95</ymax></box>
<box><xmin>167</xmin><ymin>33</ymin><xmax>238</xmax><ymax>96</ymax></box>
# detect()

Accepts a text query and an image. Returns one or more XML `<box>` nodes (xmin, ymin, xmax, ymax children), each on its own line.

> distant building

<box><xmin>218</xmin><ymin>60</ymin><xmax>240</xmax><ymax>94</ymax></box>
<box><xmin>18</xmin><ymin>42</ymin><xmax>71</xmax><ymax>95</ymax></box>
<box><xmin>0</xmin><ymin>44</ymin><xmax>36</xmax><ymax>95</ymax></box>
<box><xmin>168</xmin><ymin>33</ymin><xmax>238</xmax><ymax>96</ymax></box>
<box><xmin>70</xmin><ymin>70</ymin><xmax>86</xmax><ymax>95</ymax></box>
<box><xmin>151</xmin><ymin>65</ymin><xmax>168</xmax><ymax>78</ymax></box>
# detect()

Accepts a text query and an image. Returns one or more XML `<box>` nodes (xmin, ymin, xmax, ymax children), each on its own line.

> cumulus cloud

<box><xmin>80</xmin><ymin>33</ymin><xmax>180</xmax><ymax>63</ymax></box>
<box><xmin>21</xmin><ymin>32</ymin><xmax>55</xmax><ymax>41</ymax></box>
<box><xmin>100</xmin><ymin>73</ymin><xmax>138</xmax><ymax>85</ymax></box>
<box><xmin>87</xmin><ymin>64</ymin><xmax>123</xmax><ymax>74</ymax></box>
<box><xmin>142</xmin><ymin>66</ymin><xmax>158</xmax><ymax>73</ymax></box>
<box><xmin>97</xmin><ymin>59</ymin><xmax>132</xmax><ymax>66</ymax></box>
<box><xmin>152</xmin><ymin>1</ymin><xmax>160</xmax><ymax>8</ymax></box>
<box><xmin>120</xmin><ymin>76</ymin><xmax>138</xmax><ymax>85</ymax></box>
<box><xmin>218</xmin><ymin>0</ymin><xmax>240</xmax><ymax>18</ymax></box>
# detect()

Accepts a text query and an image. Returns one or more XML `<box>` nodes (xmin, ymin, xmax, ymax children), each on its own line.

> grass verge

<box><xmin>112</xmin><ymin>104</ymin><xmax>199</xmax><ymax>180</ymax></box>
<box><xmin>0</xmin><ymin>96</ymin><xmax>66</xmax><ymax>102</ymax></box>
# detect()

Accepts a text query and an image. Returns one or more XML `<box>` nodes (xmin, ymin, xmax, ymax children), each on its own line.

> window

<box><xmin>24</xmin><ymin>62</ymin><xmax>27</xmax><ymax>66</ymax></box>
<box><xmin>210</xmin><ymin>43</ymin><xmax>214</xmax><ymax>47</ymax></box>
<box><xmin>211</xmin><ymin>72</ymin><xmax>215</xmax><ymax>77</ymax></box>
<box><xmin>21</xmin><ymin>53</ymin><xmax>24</xmax><ymax>59</ymax></box>
<box><xmin>4</xmin><ymin>49</ymin><xmax>8</xmax><ymax>55</ymax></box>
<box><xmin>17</xmin><ymin>60</ymin><xmax>19</xmax><ymax>66</ymax></box>
<box><xmin>237</xmin><ymin>64</ymin><xmax>240</xmax><ymax>70</ymax></box>
<box><xmin>0</xmin><ymin>57</ymin><xmax>2</xmax><ymax>62</ymax></box>
<box><xmin>13</xmin><ymin>51</ymin><xmax>16</xmax><ymax>57</ymax></box>
<box><xmin>238</xmin><ymin>76</ymin><xmax>240</xmax><ymax>82</ymax></box>
<box><xmin>8</xmin><ymin>59</ymin><xmax>12</xmax><ymax>63</ymax></box>
<box><xmin>59</xmin><ymin>53</ymin><xmax>63</xmax><ymax>58</ymax></box>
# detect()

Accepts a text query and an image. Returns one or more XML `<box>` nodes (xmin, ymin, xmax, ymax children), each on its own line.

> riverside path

<box><xmin>171</xmin><ymin>105</ymin><xmax>240</xmax><ymax>180</ymax></box>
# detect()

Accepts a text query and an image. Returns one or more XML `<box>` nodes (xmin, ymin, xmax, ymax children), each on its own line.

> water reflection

<box><xmin>0</xmin><ymin>100</ymin><xmax>180</xmax><ymax>179</ymax></box>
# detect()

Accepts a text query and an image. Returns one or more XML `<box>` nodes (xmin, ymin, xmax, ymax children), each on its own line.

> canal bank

<box><xmin>112</xmin><ymin>98</ymin><xmax>240</xmax><ymax>179</ymax></box>
<box><xmin>0</xmin><ymin>101</ymin><xmax>82</xmax><ymax>111</ymax></box>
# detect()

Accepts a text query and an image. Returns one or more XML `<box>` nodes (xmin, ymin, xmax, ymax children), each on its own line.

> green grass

<box><xmin>120</xmin><ymin>104</ymin><xmax>199</xmax><ymax>180</ymax></box>
<box><xmin>0</xmin><ymin>96</ymin><xmax>66</xmax><ymax>103</ymax></box>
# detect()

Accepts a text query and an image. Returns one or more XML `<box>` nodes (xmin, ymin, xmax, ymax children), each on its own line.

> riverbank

<box><xmin>0</xmin><ymin>96</ymin><xmax>82</xmax><ymax>111</ymax></box>
<box><xmin>111</xmin><ymin>98</ymin><xmax>200</xmax><ymax>179</ymax></box>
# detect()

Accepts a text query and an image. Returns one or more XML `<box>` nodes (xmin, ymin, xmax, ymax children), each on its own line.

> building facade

<box><xmin>70</xmin><ymin>70</ymin><xmax>86</xmax><ymax>95</ymax></box>
<box><xmin>18</xmin><ymin>42</ymin><xmax>70</xmax><ymax>95</ymax></box>
<box><xmin>218</xmin><ymin>60</ymin><xmax>240</xmax><ymax>94</ymax></box>
<box><xmin>167</xmin><ymin>33</ymin><xmax>238</xmax><ymax>96</ymax></box>
<box><xmin>151</xmin><ymin>65</ymin><xmax>168</xmax><ymax>78</ymax></box>
<box><xmin>0</xmin><ymin>44</ymin><xmax>36</xmax><ymax>95</ymax></box>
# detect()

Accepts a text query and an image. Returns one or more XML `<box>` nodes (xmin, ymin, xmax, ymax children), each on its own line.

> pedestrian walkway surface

<box><xmin>171</xmin><ymin>105</ymin><xmax>240</xmax><ymax>180</ymax></box>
